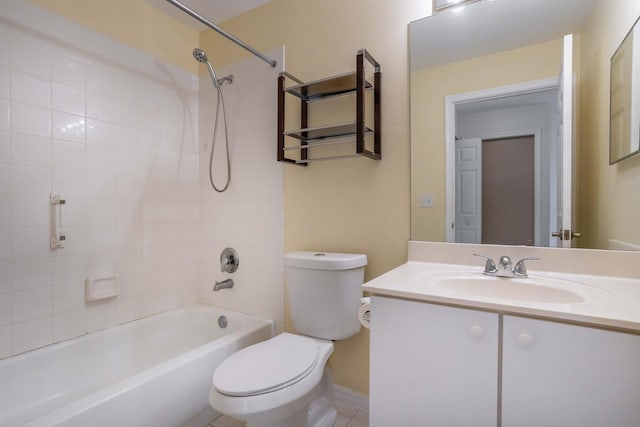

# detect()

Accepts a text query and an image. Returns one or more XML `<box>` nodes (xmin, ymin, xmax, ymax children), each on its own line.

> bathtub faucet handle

<box><xmin>220</xmin><ymin>247</ymin><xmax>239</xmax><ymax>273</ymax></box>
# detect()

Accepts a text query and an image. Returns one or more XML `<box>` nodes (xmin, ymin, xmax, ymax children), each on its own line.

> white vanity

<box><xmin>364</xmin><ymin>242</ymin><xmax>640</xmax><ymax>427</ymax></box>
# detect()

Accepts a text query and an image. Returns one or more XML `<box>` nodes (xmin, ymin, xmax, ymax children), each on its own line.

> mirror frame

<box><xmin>610</xmin><ymin>15</ymin><xmax>640</xmax><ymax>165</ymax></box>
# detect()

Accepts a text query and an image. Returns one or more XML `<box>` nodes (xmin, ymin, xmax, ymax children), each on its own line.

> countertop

<box><xmin>363</xmin><ymin>261</ymin><xmax>640</xmax><ymax>333</ymax></box>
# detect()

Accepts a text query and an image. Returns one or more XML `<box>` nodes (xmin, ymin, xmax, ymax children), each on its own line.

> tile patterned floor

<box><xmin>208</xmin><ymin>398</ymin><xmax>369</xmax><ymax>427</ymax></box>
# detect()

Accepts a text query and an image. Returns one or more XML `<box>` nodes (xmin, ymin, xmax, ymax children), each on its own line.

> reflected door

<box><xmin>455</xmin><ymin>138</ymin><xmax>482</xmax><ymax>243</ymax></box>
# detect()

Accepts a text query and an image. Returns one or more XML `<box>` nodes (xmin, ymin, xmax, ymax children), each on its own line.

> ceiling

<box><xmin>410</xmin><ymin>0</ymin><xmax>597</xmax><ymax>70</ymax></box>
<box><xmin>146</xmin><ymin>0</ymin><xmax>271</xmax><ymax>30</ymax></box>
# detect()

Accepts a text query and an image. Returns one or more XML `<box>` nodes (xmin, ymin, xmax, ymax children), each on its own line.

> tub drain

<box><xmin>218</xmin><ymin>315</ymin><xmax>228</xmax><ymax>328</ymax></box>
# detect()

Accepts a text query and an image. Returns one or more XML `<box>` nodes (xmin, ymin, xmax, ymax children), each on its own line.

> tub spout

<box><xmin>213</xmin><ymin>278</ymin><xmax>234</xmax><ymax>291</ymax></box>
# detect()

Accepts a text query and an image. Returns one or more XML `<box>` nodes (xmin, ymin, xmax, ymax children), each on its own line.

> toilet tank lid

<box><xmin>285</xmin><ymin>251</ymin><xmax>367</xmax><ymax>270</ymax></box>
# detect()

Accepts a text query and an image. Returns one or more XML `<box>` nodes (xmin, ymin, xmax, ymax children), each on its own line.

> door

<box><xmin>455</xmin><ymin>138</ymin><xmax>482</xmax><ymax>243</ymax></box>
<box><xmin>482</xmin><ymin>136</ymin><xmax>535</xmax><ymax>245</ymax></box>
<box><xmin>554</xmin><ymin>33</ymin><xmax>578</xmax><ymax>247</ymax></box>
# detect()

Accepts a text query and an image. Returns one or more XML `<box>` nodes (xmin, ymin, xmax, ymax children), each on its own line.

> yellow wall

<box><xmin>579</xmin><ymin>0</ymin><xmax>640</xmax><ymax>249</ymax></box>
<box><xmin>410</xmin><ymin>39</ymin><xmax>564</xmax><ymax>241</ymax></box>
<box><xmin>201</xmin><ymin>0</ymin><xmax>426</xmax><ymax>394</ymax></box>
<box><xmin>30</xmin><ymin>0</ymin><xmax>199</xmax><ymax>73</ymax></box>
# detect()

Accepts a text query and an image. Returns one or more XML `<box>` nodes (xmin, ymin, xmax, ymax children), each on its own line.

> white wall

<box><xmin>0</xmin><ymin>2</ymin><xmax>286</xmax><ymax>359</ymax></box>
<box><xmin>0</xmin><ymin>1</ymin><xmax>201</xmax><ymax>358</ymax></box>
<box><xmin>196</xmin><ymin>48</ymin><xmax>285</xmax><ymax>335</ymax></box>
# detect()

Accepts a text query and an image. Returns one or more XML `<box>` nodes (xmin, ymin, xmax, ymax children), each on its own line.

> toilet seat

<box><xmin>213</xmin><ymin>333</ymin><xmax>319</xmax><ymax>397</ymax></box>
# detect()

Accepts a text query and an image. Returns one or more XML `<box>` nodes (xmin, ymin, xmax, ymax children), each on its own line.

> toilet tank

<box><xmin>285</xmin><ymin>251</ymin><xmax>367</xmax><ymax>340</ymax></box>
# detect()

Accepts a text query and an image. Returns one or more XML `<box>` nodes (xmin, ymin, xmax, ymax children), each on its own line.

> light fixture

<box><xmin>433</xmin><ymin>0</ymin><xmax>481</xmax><ymax>13</ymax></box>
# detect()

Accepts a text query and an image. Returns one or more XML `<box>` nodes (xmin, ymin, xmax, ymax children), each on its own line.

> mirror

<box><xmin>610</xmin><ymin>16</ymin><xmax>640</xmax><ymax>164</ymax></box>
<box><xmin>410</xmin><ymin>0</ymin><xmax>640</xmax><ymax>251</ymax></box>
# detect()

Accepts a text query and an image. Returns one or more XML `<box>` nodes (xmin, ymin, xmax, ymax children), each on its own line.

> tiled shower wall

<box><xmin>196</xmin><ymin>48</ymin><xmax>285</xmax><ymax>334</ymax></box>
<box><xmin>0</xmin><ymin>1</ymin><xmax>202</xmax><ymax>358</ymax></box>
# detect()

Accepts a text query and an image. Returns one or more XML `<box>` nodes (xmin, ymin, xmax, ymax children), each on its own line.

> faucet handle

<box><xmin>473</xmin><ymin>253</ymin><xmax>497</xmax><ymax>274</ymax></box>
<box><xmin>513</xmin><ymin>257</ymin><xmax>540</xmax><ymax>277</ymax></box>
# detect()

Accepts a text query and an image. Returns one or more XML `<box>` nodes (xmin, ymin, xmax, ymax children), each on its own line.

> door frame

<box><xmin>444</xmin><ymin>77</ymin><xmax>558</xmax><ymax>243</ymax></box>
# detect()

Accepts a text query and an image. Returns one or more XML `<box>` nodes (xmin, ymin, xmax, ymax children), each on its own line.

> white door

<box><xmin>555</xmin><ymin>33</ymin><xmax>577</xmax><ymax>247</ymax></box>
<box><xmin>455</xmin><ymin>138</ymin><xmax>482</xmax><ymax>243</ymax></box>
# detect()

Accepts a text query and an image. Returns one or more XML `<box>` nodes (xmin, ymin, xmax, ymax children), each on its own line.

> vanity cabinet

<box><xmin>502</xmin><ymin>315</ymin><xmax>640</xmax><ymax>426</ymax></box>
<box><xmin>369</xmin><ymin>296</ymin><xmax>499</xmax><ymax>426</ymax></box>
<box><xmin>370</xmin><ymin>296</ymin><xmax>640</xmax><ymax>427</ymax></box>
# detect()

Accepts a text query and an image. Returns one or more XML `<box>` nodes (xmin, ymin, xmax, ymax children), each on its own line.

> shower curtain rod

<box><xmin>165</xmin><ymin>0</ymin><xmax>277</xmax><ymax>68</ymax></box>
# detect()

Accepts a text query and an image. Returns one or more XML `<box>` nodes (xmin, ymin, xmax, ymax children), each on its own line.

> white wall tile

<box><xmin>0</xmin><ymin>229</ymin><xmax>10</xmax><ymax>261</ymax></box>
<box><xmin>11</xmin><ymin>72</ymin><xmax>51</xmax><ymax>108</ymax></box>
<box><xmin>118</xmin><ymin>271</ymin><xmax>141</xmax><ymax>296</ymax></box>
<box><xmin>86</xmin><ymin>198</ymin><xmax>116</xmax><ymax>225</ymax></box>
<box><xmin>0</xmin><ymin>67</ymin><xmax>9</xmax><ymax>99</ymax></box>
<box><xmin>11</xmin><ymin>133</ymin><xmax>51</xmax><ymax>167</ymax></box>
<box><xmin>11</xmin><ymin>102</ymin><xmax>51</xmax><ymax>137</ymax></box>
<box><xmin>53</xmin><ymin>254</ymin><xmax>87</xmax><ymax>285</ymax></box>
<box><xmin>87</xmin><ymin>119</ymin><xmax>115</xmax><ymax>147</ymax></box>
<box><xmin>53</xmin><ymin>140</ymin><xmax>85</xmax><ymax>170</ymax></box>
<box><xmin>12</xmin><ymin>165</ymin><xmax>51</xmax><ymax>196</ymax></box>
<box><xmin>9</xmin><ymin>31</ymin><xmax>51</xmax><ymax>81</ymax></box>
<box><xmin>53</xmin><ymin>308</ymin><xmax>85</xmax><ymax>342</ymax></box>
<box><xmin>87</xmin><ymin>92</ymin><xmax>116</xmax><ymax>122</ymax></box>
<box><xmin>11</xmin><ymin>257</ymin><xmax>52</xmax><ymax>292</ymax></box>
<box><xmin>12</xmin><ymin>227</ymin><xmax>49</xmax><ymax>259</ymax></box>
<box><xmin>58</xmin><ymin>225</ymin><xmax>88</xmax><ymax>255</ymax></box>
<box><xmin>0</xmin><ymin>262</ymin><xmax>10</xmax><ymax>294</ymax></box>
<box><xmin>86</xmin><ymin>61</ymin><xmax>118</xmax><ymax>95</ymax></box>
<box><xmin>0</xmin><ymin>27</ymin><xmax>8</xmax><ymax>68</ymax></box>
<box><xmin>85</xmin><ymin>171</ymin><xmax>116</xmax><ymax>199</ymax></box>
<box><xmin>52</xmin><ymin>82</ymin><xmax>85</xmax><ymax>116</ymax></box>
<box><xmin>53</xmin><ymin>169</ymin><xmax>86</xmax><ymax>198</ymax></box>
<box><xmin>0</xmin><ymin>294</ymin><xmax>10</xmax><ymax>326</ymax></box>
<box><xmin>52</xmin><ymin>111</ymin><xmax>85</xmax><ymax>143</ymax></box>
<box><xmin>87</xmin><ymin>250</ymin><xmax>116</xmax><ymax>279</ymax></box>
<box><xmin>53</xmin><ymin>281</ymin><xmax>84</xmax><ymax>313</ymax></box>
<box><xmin>116</xmin><ymin>296</ymin><xmax>141</xmax><ymax>324</ymax></box>
<box><xmin>0</xmin><ymin>98</ymin><xmax>8</xmax><ymax>131</ymax></box>
<box><xmin>12</xmin><ymin>287</ymin><xmax>52</xmax><ymax>322</ymax></box>
<box><xmin>0</xmin><ymin>197</ymin><xmax>10</xmax><ymax>228</ymax></box>
<box><xmin>52</xmin><ymin>49</ymin><xmax>86</xmax><ymax>89</ymax></box>
<box><xmin>0</xmin><ymin>130</ymin><xmax>9</xmax><ymax>163</ymax></box>
<box><xmin>0</xmin><ymin>325</ymin><xmax>9</xmax><ymax>359</ymax></box>
<box><xmin>11</xmin><ymin>316</ymin><xmax>52</xmax><ymax>354</ymax></box>
<box><xmin>85</xmin><ymin>300</ymin><xmax>116</xmax><ymax>333</ymax></box>
<box><xmin>86</xmin><ymin>145</ymin><xmax>116</xmax><ymax>173</ymax></box>
<box><xmin>87</xmin><ymin>225</ymin><xmax>116</xmax><ymax>251</ymax></box>
<box><xmin>12</xmin><ymin>197</ymin><xmax>49</xmax><ymax>228</ymax></box>
<box><xmin>59</xmin><ymin>197</ymin><xmax>86</xmax><ymax>227</ymax></box>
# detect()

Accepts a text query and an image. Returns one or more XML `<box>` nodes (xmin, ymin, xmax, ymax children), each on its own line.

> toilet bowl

<box><xmin>209</xmin><ymin>333</ymin><xmax>336</xmax><ymax>427</ymax></box>
<box><xmin>208</xmin><ymin>252</ymin><xmax>367</xmax><ymax>427</ymax></box>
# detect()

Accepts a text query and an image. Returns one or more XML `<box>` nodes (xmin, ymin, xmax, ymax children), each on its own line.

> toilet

<box><xmin>209</xmin><ymin>251</ymin><xmax>367</xmax><ymax>427</ymax></box>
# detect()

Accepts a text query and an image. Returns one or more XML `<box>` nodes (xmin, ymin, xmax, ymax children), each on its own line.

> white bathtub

<box><xmin>0</xmin><ymin>304</ymin><xmax>273</xmax><ymax>427</ymax></box>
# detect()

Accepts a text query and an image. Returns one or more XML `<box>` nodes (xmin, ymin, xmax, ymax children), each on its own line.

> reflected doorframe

<box><xmin>444</xmin><ymin>77</ymin><xmax>559</xmax><ymax>244</ymax></box>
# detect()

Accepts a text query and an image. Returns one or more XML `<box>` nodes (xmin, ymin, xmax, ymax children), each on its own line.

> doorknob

<box><xmin>551</xmin><ymin>229</ymin><xmax>581</xmax><ymax>240</ymax></box>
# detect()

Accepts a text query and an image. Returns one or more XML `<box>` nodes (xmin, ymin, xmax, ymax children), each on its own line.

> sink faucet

<box><xmin>213</xmin><ymin>278</ymin><xmax>234</xmax><ymax>291</ymax></box>
<box><xmin>474</xmin><ymin>254</ymin><xmax>539</xmax><ymax>278</ymax></box>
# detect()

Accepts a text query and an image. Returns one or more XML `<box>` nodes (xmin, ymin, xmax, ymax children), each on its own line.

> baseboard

<box><xmin>332</xmin><ymin>384</ymin><xmax>369</xmax><ymax>412</ymax></box>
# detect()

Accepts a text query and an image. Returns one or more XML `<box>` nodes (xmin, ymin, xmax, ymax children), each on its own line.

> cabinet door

<box><xmin>502</xmin><ymin>315</ymin><xmax>640</xmax><ymax>426</ymax></box>
<box><xmin>370</xmin><ymin>297</ymin><xmax>499</xmax><ymax>427</ymax></box>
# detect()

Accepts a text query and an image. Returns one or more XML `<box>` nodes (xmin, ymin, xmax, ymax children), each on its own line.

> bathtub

<box><xmin>0</xmin><ymin>304</ymin><xmax>273</xmax><ymax>427</ymax></box>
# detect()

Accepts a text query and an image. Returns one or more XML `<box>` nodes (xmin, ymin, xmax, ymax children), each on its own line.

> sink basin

<box><xmin>426</xmin><ymin>272</ymin><xmax>596</xmax><ymax>303</ymax></box>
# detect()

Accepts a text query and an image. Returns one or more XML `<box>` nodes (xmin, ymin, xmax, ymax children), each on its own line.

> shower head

<box><xmin>192</xmin><ymin>47</ymin><xmax>232</xmax><ymax>89</ymax></box>
<box><xmin>193</xmin><ymin>47</ymin><xmax>220</xmax><ymax>88</ymax></box>
<box><xmin>193</xmin><ymin>48</ymin><xmax>208</xmax><ymax>63</ymax></box>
